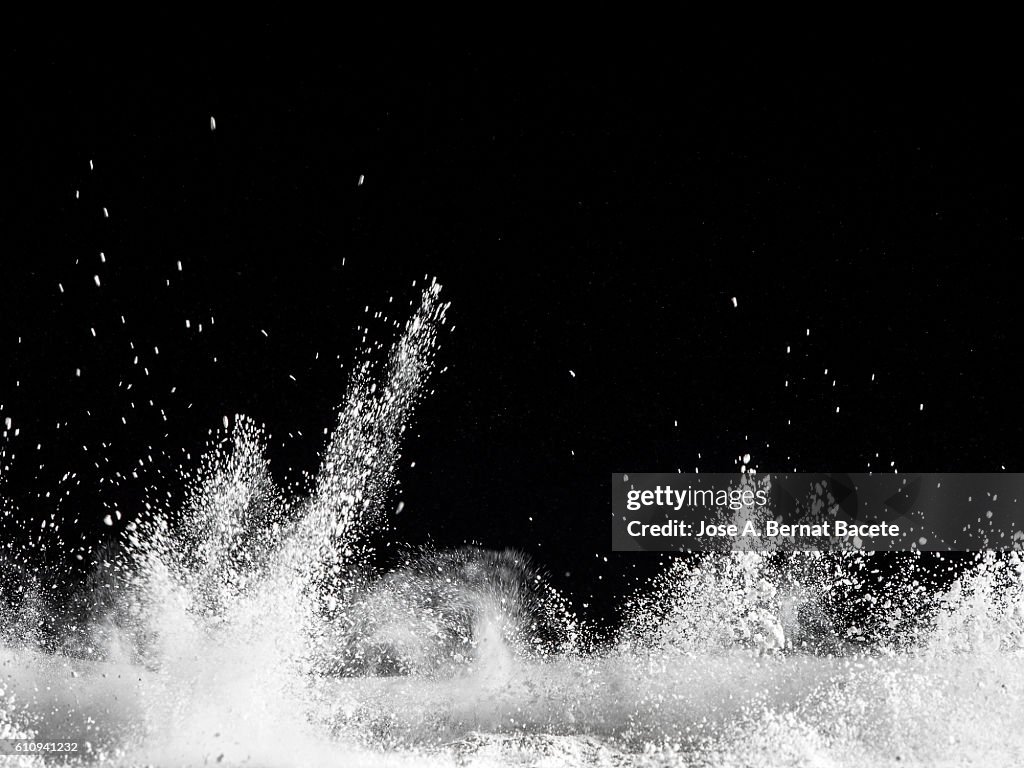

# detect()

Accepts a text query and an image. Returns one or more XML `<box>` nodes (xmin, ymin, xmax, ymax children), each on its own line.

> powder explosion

<box><xmin>2</xmin><ymin>283</ymin><xmax>1024</xmax><ymax>767</ymax></box>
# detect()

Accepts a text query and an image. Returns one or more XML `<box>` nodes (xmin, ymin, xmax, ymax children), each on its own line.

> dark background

<box><xmin>3</xmin><ymin>38</ymin><xmax>1022</xmax><ymax>624</ymax></box>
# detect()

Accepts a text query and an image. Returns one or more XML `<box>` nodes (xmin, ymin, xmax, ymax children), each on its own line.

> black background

<box><xmin>4</xmin><ymin>37</ymin><xmax>1022</xmax><ymax>623</ymax></box>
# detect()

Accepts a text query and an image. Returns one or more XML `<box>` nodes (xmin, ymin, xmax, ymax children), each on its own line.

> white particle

<box><xmin>569</xmin><ymin>370</ymin><xmax>576</xmax><ymax>378</ymax></box>
<box><xmin>103</xmin><ymin>207</ymin><xmax>109</xmax><ymax>218</ymax></box>
<box><xmin>731</xmin><ymin>296</ymin><xmax>738</xmax><ymax>308</ymax></box>
<box><xmin>4</xmin><ymin>417</ymin><xmax>11</xmax><ymax>430</ymax></box>
<box><xmin>920</xmin><ymin>403</ymin><xmax>924</xmax><ymax>411</ymax></box>
<box><xmin>94</xmin><ymin>275</ymin><xmax>101</xmax><ymax>287</ymax></box>
<box><xmin>103</xmin><ymin>515</ymin><xmax>113</xmax><ymax>526</ymax></box>
<box><xmin>210</xmin><ymin>116</ymin><xmax>217</xmax><ymax>131</ymax></box>
<box><xmin>89</xmin><ymin>159</ymin><xmax>94</xmax><ymax>171</ymax></box>
<box><xmin>742</xmin><ymin>453</ymin><xmax>751</xmax><ymax>464</ymax></box>
<box><xmin>358</xmin><ymin>174</ymin><xmax>365</xmax><ymax>186</ymax></box>
<box><xmin>223</xmin><ymin>415</ymin><xmax>229</xmax><ymax>429</ymax></box>
<box><xmin>177</xmin><ymin>260</ymin><xmax>183</xmax><ymax>272</ymax></box>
